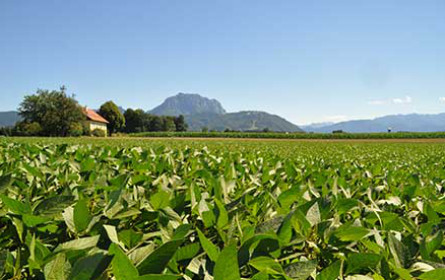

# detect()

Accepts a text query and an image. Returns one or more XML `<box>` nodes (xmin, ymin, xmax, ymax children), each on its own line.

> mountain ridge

<box><xmin>306</xmin><ymin>113</ymin><xmax>445</xmax><ymax>133</ymax></box>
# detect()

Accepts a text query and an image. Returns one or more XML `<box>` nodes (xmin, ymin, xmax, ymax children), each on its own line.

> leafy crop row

<box><xmin>0</xmin><ymin>139</ymin><xmax>444</xmax><ymax>279</ymax></box>
<box><xmin>131</xmin><ymin>131</ymin><xmax>445</xmax><ymax>139</ymax></box>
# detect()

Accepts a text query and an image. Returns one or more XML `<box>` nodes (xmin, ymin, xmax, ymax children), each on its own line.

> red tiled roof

<box><xmin>83</xmin><ymin>108</ymin><xmax>109</xmax><ymax>124</ymax></box>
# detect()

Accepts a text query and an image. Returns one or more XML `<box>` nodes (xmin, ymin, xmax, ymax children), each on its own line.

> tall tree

<box><xmin>163</xmin><ymin>116</ymin><xmax>177</xmax><ymax>131</ymax></box>
<box><xmin>19</xmin><ymin>86</ymin><xmax>85</xmax><ymax>136</ymax></box>
<box><xmin>174</xmin><ymin>115</ymin><xmax>188</xmax><ymax>132</ymax></box>
<box><xmin>98</xmin><ymin>101</ymin><xmax>125</xmax><ymax>135</ymax></box>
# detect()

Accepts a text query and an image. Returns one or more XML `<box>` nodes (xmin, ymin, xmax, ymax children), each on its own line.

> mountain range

<box><xmin>304</xmin><ymin>113</ymin><xmax>445</xmax><ymax>133</ymax></box>
<box><xmin>2</xmin><ymin>93</ymin><xmax>445</xmax><ymax>133</ymax></box>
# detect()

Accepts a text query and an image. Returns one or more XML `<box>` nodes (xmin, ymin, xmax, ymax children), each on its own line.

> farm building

<box><xmin>83</xmin><ymin>108</ymin><xmax>109</xmax><ymax>135</ymax></box>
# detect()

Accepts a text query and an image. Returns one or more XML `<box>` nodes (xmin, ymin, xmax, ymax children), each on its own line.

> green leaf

<box><xmin>334</xmin><ymin>223</ymin><xmax>370</xmax><ymax>242</ymax></box>
<box><xmin>284</xmin><ymin>260</ymin><xmax>317</xmax><ymax>280</ymax></box>
<box><xmin>249</xmin><ymin>256</ymin><xmax>284</xmax><ymax>275</ymax></box>
<box><xmin>306</xmin><ymin>202</ymin><xmax>321</xmax><ymax>226</ymax></box>
<box><xmin>336</xmin><ymin>198</ymin><xmax>359</xmax><ymax>215</ymax></box>
<box><xmin>214</xmin><ymin>244</ymin><xmax>240</xmax><ymax>280</ymax></box>
<box><xmin>197</xmin><ymin>228</ymin><xmax>220</xmax><ymax>262</ymax></box>
<box><xmin>0</xmin><ymin>250</ymin><xmax>7</xmax><ymax>276</ymax></box>
<box><xmin>345</xmin><ymin>253</ymin><xmax>381</xmax><ymax>274</ymax></box>
<box><xmin>44</xmin><ymin>253</ymin><xmax>70</xmax><ymax>280</ymax></box>
<box><xmin>388</xmin><ymin>233</ymin><xmax>409</xmax><ymax>268</ymax></box>
<box><xmin>419</xmin><ymin>269</ymin><xmax>445</xmax><ymax>280</ymax></box>
<box><xmin>109</xmin><ymin>243</ymin><xmax>138</xmax><ymax>280</ymax></box>
<box><xmin>0</xmin><ymin>174</ymin><xmax>12</xmax><ymax>193</ymax></box>
<box><xmin>54</xmin><ymin>235</ymin><xmax>100</xmax><ymax>252</ymax></box>
<box><xmin>119</xmin><ymin>229</ymin><xmax>143</xmax><ymax>249</ymax></box>
<box><xmin>421</xmin><ymin>230</ymin><xmax>443</xmax><ymax>260</ymax></box>
<box><xmin>137</xmin><ymin>239</ymin><xmax>183</xmax><ymax>275</ymax></box>
<box><xmin>150</xmin><ymin>190</ymin><xmax>170</xmax><ymax>210</ymax></box>
<box><xmin>22</xmin><ymin>214</ymin><xmax>51</xmax><ymax>227</ymax></box>
<box><xmin>215</xmin><ymin>199</ymin><xmax>229</xmax><ymax>229</ymax></box>
<box><xmin>174</xmin><ymin>242</ymin><xmax>200</xmax><ymax>261</ymax></box>
<box><xmin>0</xmin><ymin>195</ymin><xmax>31</xmax><ymax>215</ymax></box>
<box><xmin>137</xmin><ymin>275</ymin><xmax>182</xmax><ymax>280</ymax></box>
<box><xmin>316</xmin><ymin>260</ymin><xmax>341</xmax><ymax>280</ymax></box>
<box><xmin>68</xmin><ymin>252</ymin><xmax>112</xmax><ymax>280</ymax></box>
<box><xmin>73</xmin><ymin>199</ymin><xmax>91</xmax><ymax>233</ymax></box>
<box><xmin>33</xmin><ymin>196</ymin><xmax>74</xmax><ymax>216</ymax></box>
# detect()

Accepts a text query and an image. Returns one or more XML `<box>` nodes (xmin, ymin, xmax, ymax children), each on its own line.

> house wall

<box><xmin>88</xmin><ymin>121</ymin><xmax>108</xmax><ymax>135</ymax></box>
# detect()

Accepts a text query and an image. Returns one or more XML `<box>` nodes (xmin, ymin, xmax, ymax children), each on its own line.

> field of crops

<box><xmin>131</xmin><ymin>131</ymin><xmax>445</xmax><ymax>140</ymax></box>
<box><xmin>0</xmin><ymin>137</ymin><xmax>444</xmax><ymax>279</ymax></box>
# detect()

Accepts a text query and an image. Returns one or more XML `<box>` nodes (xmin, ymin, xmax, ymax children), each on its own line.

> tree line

<box><xmin>0</xmin><ymin>87</ymin><xmax>187</xmax><ymax>137</ymax></box>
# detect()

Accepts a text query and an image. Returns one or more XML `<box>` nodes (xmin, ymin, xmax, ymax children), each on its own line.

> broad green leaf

<box><xmin>109</xmin><ymin>243</ymin><xmax>138</xmax><ymax>280</ymax></box>
<box><xmin>68</xmin><ymin>252</ymin><xmax>112</xmax><ymax>280</ymax></box>
<box><xmin>306</xmin><ymin>202</ymin><xmax>321</xmax><ymax>226</ymax></box>
<box><xmin>285</xmin><ymin>260</ymin><xmax>317</xmax><ymax>280</ymax></box>
<box><xmin>197</xmin><ymin>228</ymin><xmax>220</xmax><ymax>262</ymax></box>
<box><xmin>174</xmin><ymin>242</ymin><xmax>201</xmax><ymax>261</ymax></box>
<box><xmin>345</xmin><ymin>253</ymin><xmax>381</xmax><ymax>274</ymax></box>
<box><xmin>54</xmin><ymin>235</ymin><xmax>100</xmax><ymax>252</ymax></box>
<box><xmin>0</xmin><ymin>174</ymin><xmax>12</xmax><ymax>193</ymax></box>
<box><xmin>419</xmin><ymin>269</ymin><xmax>445</xmax><ymax>280</ymax></box>
<box><xmin>388</xmin><ymin>233</ymin><xmax>409</xmax><ymax>268</ymax></box>
<box><xmin>334</xmin><ymin>224</ymin><xmax>370</xmax><ymax>242</ymax></box>
<box><xmin>137</xmin><ymin>275</ymin><xmax>182</xmax><ymax>280</ymax></box>
<box><xmin>214</xmin><ymin>244</ymin><xmax>240</xmax><ymax>280</ymax></box>
<box><xmin>215</xmin><ymin>199</ymin><xmax>229</xmax><ymax>229</ymax></box>
<box><xmin>0</xmin><ymin>195</ymin><xmax>31</xmax><ymax>215</ymax></box>
<box><xmin>44</xmin><ymin>253</ymin><xmax>70</xmax><ymax>280</ymax></box>
<box><xmin>137</xmin><ymin>239</ymin><xmax>183</xmax><ymax>275</ymax></box>
<box><xmin>150</xmin><ymin>190</ymin><xmax>170</xmax><ymax>210</ymax></box>
<box><xmin>22</xmin><ymin>214</ymin><xmax>51</xmax><ymax>227</ymax></box>
<box><xmin>316</xmin><ymin>260</ymin><xmax>341</xmax><ymax>280</ymax></box>
<box><xmin>249</xmin><ymin>256</ymin><xmax>284</xmax><ymax>275</ymax></box>
<box><xmin>73</xmin><ymin>199</ymin><xmax>91</xmax><ymax>233</ymax></box>
<box><xmin>33</xmin><ymin>195</ymin><xmax>74</xmax><ymax>216</ymax></box>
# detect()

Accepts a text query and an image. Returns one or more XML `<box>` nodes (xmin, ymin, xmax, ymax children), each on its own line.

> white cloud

<box><xmin>392</xmin><ymin>96</ymin><xmax>412</xmax><ymax>104</ymax></box>
<box><xmin>368</xmin><ymin>96</ymin><xmax>412</xmax><ymax>105</ymax></box>
<box><xmin>439</xmin><ymin>97</ymin><xmax>445</xmax><ymax>103</ymax></box>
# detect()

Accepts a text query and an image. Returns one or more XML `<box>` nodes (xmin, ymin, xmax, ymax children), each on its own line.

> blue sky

<box><xmin>1</xmin><ymin>0</ymin><xmax>444</xmax><ymax>124</ymax></box>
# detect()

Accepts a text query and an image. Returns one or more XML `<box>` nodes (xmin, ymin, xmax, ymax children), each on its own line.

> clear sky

<box><xmin>1</xmin><ymin>0</ymin><xmax>444</xmax><ymax>125</ymax></box>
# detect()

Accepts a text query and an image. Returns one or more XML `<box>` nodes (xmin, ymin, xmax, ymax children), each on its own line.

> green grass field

<box><xmin>1</xmin><ymin>137</ymin><xmax>444</xmax><ymax>279</ymax></box>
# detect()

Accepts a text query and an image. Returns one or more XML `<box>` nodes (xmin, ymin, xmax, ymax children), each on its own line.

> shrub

<box><xmin>15</xmin><ymin>121</ymin><xmax>43</xmax><ymax>136</ymax></box>
<box><xmin>69</xmin><ymin>122</ymin><xmax>83</xmax><ymax>137</ymax></box>
<box><xmin>91</xmin><ymin>128</ymin><xmax>106</xmax><ymax>137</ymax></box>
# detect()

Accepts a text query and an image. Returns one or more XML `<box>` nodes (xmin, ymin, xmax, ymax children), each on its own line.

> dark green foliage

<box><xmin>123</xmin><ymin>109</ymin><xmax>188</xmax><ymax>133</ymax></box>
<box><xmin>98</xmin><ymin>101</ymin><xmax>125</xmax><ymax>135</ymax></box>
<box><xmin>91</xmin><ymin>128</ymin><xmax>106</xmax><ymax>137</ymax></box>
<box><xmin>18</xmin><ymin>86</ymin><xmax>85</xmax><ymax>136</ymax></box>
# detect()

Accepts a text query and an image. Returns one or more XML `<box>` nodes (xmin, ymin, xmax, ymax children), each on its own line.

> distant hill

<box><xmin>300</xmin><ymin>122</ymin><xmax>334</xmax><ymax>131</ymax></box>
<box><xmin>185</xmin><ymin>111</ymin><xmax>303</xmax><ymax>132</ymax></box>
<box><xmin>306</xmin><ymin>113</ymin><xmax>445</xmax><ymax>133</ymax></box>
<box><xmin>150</xmin><ymin>93</ymin><xmax>226</xmax><ymax>116</ymax></box>
<box><xmin>148</xmin><ymin>93</ymin><xmax>302</xmax><ymax>132</ymax></box>
<box><xmin>0</xmin><ymin>111</ymin><xmax>20</xmax><ymax>127</ymax></box>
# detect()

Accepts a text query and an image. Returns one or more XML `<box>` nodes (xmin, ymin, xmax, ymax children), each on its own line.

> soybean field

<box><xmin>0</xmin><ymin>137</ymin><xmax>444</xmax><ymax>279</ymax></box>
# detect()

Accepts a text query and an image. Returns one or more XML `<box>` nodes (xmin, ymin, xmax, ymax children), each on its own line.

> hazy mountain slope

<box><xmin>150</xmin><ymin>93</ymin><xmax>226</xmax><ymax>116</ymax></box>
<box><xmin>308</xmin><ymin>113</ymin><xmax>445</xmax><ymax>133</ymax></box>
<box><xmin>185</xmin><ymin>111</ymin><xmax>303</xmax><ymax>132</ymax></box>
<box><xmin>0</xmin><ymin>111</ymin><xmax>20</xmax><ymax>127</ymax></box>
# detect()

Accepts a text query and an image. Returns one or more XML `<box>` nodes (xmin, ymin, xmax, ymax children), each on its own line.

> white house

<box><xmin>83</xmin><ymin>108</ymin><xmax>109</xmax><ymax>135</ymax></box>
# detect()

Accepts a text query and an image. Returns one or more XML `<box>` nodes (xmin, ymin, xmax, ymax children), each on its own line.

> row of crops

<box><xmin>0</xmin><ymin>138</ymin><xmax>444</xmax><ymax>279</ymax></box>
<box><xmin>131</xmin><ymin>131</ymin><xmax>445</xmax><ymax>139</ymax></box>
